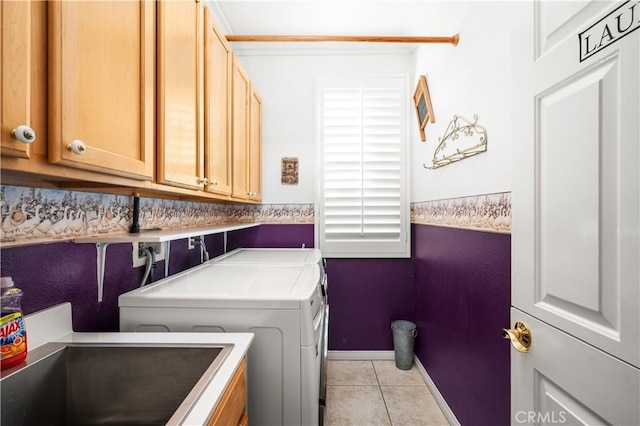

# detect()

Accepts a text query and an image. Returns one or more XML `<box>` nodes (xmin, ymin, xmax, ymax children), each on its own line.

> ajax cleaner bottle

<box><xmin>1</xmin><ymin>277</ymin><xmax>27</xmax><ymax>370</ymax></box>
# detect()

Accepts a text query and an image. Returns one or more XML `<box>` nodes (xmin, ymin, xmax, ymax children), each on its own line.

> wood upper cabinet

<box><xmin>231</xmin><ymin>55</ymin><xmax>250</xmax><ymax>200</ymax></box>
<box><xmin>48</xmin><ymin>0</ymin><xmax>155</xmax><ymax>180</ymax></box>
<box><xmin>157</xmin><ymin>0</ymin><xmax>205</xmax><ymax>190</ymax></box>
<box><xmin>231</xmin><ymin>56</ymin><xmax>262</xmax><ymax>203</ymax></box>
<box><xmin>1</xmin><ymin>1</ymin><xmax>34</xmax><ymax>159</ymax></box>
<box><xmin>248</xmin><ymin>88</ymin><xmax>262</xmax><ymax>202</ymax></box>
<box><xmin>204</xmin><ymin>8</ymin><xmax>232</xmax><ymax>196</ymax></box>
<box><xmin>1</xmin><ymin>1</ymin><xmax>259</xmax><ymax>204</ymax></box>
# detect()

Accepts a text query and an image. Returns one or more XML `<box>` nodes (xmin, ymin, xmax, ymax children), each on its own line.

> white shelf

<box><xmin>73</xmin><ymin>222</ymin><xmax>261</xmax><ymax>244</ymax></box>
<box><xmin>74</xmin><ymin>222</ymin><xmax>261</xmax><ymax>303</ymax></box>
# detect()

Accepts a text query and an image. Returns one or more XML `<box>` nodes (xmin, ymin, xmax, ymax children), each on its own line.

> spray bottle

<box><xmin>1</xmin><ymin>277</ymin><xmax>27</xmax><ymax>370</ymax></box>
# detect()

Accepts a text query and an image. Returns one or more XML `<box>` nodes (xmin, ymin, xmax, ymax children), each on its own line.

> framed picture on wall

<box><xmin>281</xmin><ymin>157</ymin><xmax>299</xmax><ymax>185</ymax></box>
<box><xmin>413</xmin><ymin>75</ymin><xmax>435</xmax><ymax>142</ymax></box>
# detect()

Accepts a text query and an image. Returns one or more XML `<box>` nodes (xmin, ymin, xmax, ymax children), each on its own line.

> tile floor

<box><xmin>325</xmin><ymin>360</ymin><xmax>450</xmax><ymax>426</ymax></box>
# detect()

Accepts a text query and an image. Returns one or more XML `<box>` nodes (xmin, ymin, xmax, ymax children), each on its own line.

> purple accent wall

<box><xmin>0</xmin><ymin>237</ymin><xmax>224</xmax><ymax>331</ymax></box>
<box><xmin>412</xmin><ymin>224</ymin><xmax>511</xmax><ymax>426</ymax></box>
<box><xmin>325</xmin><ymin>258</ymin><xmax>413</xmax><ymax>350</ymax></box>
<box><xmin>1</xmin><ymin>221</ymin><xmax>511</xmax><ymax>425</ymax></box>
<box><xmin>227</xmin><ymin>223</ymin><xmax>315</xmax><ymax>249</ymax></box>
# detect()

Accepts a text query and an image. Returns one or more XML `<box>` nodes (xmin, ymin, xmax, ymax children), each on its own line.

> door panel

<box><xmin>535</xmin><ymin>1</ymin><xmax>613</xmax><ymax>59</ymax></box>
<box><xmin>511</xmin><ymin>310</ymin><xmax>639</xmax><ymax>426</ymax></box>
<box><xmin>536</xmin><ymin>54</ymin><xmax>623</xmax><ymax>340</ymax></box>
<box><xmin>513</xmin><ymin>0</ymin><xmax>639</xmax><ymax>368</ymax></box>
<box><xmin>536</xmin><ymin>374</ymin><xmax>607</xmax><ymax>426</ymax></box>
<box><xmin>512</xmin><ymin>0</ymin><xmax>640</xmax><ymax>424</ymax></box>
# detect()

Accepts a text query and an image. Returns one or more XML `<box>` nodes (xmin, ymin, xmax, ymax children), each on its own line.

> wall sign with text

<box><xmin>579</xmin><ymin>1</ymin><xmax>640</xmax><ymax>62</ymax></box>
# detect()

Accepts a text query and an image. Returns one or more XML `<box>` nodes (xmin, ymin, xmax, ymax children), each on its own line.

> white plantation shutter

<box><xmin>316</xmin><ymin>76</ymin><xmax>410</xmax><ymax>258</ymax></box>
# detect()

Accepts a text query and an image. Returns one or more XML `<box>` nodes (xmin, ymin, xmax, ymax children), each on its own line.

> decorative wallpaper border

<box><xmin>411</xmin><ymin>192</ymin><xmax>511</xmax><ymax>234</ymax></box>
<box><xmin>0</xmin><ymin>185</ymin><xmax>314</xmax><ymax>246</ymax></box>
<box><xmin>0</xmin><ymin>184</ymin><xmax>509</xmax><ymax>246</ymax></box>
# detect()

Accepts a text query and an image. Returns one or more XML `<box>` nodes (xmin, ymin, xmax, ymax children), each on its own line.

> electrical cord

<box><xmin>196</xmin><ymin>236</ymin><xmax>210</xmax><ymax>262</ymax></box>
<box><xmin>139</xmin><ymin>246</ymin><xmax>156</xmax><ymax>287</ymax></box>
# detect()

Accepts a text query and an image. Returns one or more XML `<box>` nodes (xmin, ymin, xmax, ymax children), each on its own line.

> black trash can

<box><xmin>391</xmin><ymin>320</ymin><xmax>417</xmax><ymax>370</ymax></box>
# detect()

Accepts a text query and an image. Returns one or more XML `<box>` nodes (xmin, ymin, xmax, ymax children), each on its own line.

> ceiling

<box><xmin>208</xmin><ymin>0</ymin><xmax>467</xmax><ymax>54</ymax></box>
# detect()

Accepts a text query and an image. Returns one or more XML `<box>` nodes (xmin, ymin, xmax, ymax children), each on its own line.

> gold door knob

<box><xmin>502</xmin><ymin>321</ymin><xmax>531</xmax><ymax>353</ymax></box>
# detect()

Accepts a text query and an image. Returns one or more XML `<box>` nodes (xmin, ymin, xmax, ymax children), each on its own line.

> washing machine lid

<box><xmin>119</xmin><ymin>262</ymin><xmax>320</xmax><ymax>310</ymax></box>
<box><xmin>213</xmin><ymin>248</ymin><xmax>322</xmax><ymax>266</ymax></box>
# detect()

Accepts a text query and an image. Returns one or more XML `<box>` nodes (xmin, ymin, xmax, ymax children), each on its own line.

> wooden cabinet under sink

<box><xmin>207</xmin><ymin>358</ymin><xmax>248</xmax><ymax>426</ymax></box>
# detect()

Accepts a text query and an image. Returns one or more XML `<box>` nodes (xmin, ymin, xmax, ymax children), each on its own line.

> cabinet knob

<box><xmin>198</xmin><ymin>177</ymin><xmax>209</xmax><ymax>186</ymax></box>
<box><xmin>11</xmin><ymin>125</ymin><xmax>36</xmax><ymax>144</ymax></box>
<box><xmin>67</xmin><ymin>140</ymin><xmax>87</xmax><ymax>155</ymax></box>
<box><xmin>212</xmin><ymin>180</ymin><xmax>218</xmax><ymax>186</ymax></box>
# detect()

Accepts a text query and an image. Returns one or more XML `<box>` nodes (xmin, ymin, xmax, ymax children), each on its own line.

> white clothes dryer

<box><xmin>212</xmin><ymin>248</ymin><xmax>329</xmax><ymax>423</ymax></box>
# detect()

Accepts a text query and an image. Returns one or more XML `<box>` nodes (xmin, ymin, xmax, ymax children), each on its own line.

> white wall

<box><xmin>236</xmin><ymin>53</ymin><xmax>413</xmax><ymax>204</ymax></box>
<box><xmin>230</xmin><ymin>1</ymin><xmax>517</xmax><ymax>205</ymax></box>
<box><xmin>411</xmin><ymin>2</ymin><xmax>517</xmax><ymax>202</ymax></box>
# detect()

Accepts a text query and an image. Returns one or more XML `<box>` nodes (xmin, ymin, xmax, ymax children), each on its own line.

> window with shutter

<box><xmin>316</xmin><ymin>76</ymin><xmax>410</xmax><ymax>258</ymax></box>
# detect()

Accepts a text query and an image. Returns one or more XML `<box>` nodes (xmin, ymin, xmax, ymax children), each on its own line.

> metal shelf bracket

<box><xmin>96</xmin><ymin>242</ymin><xmax>110</xmax><ymax>303</ymax></box>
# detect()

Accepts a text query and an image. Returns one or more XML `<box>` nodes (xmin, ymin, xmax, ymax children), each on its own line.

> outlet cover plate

<box><xmin>132</xmin><ymin>242</ymin><xmax>165</xmax><ymax>268</ymax></box>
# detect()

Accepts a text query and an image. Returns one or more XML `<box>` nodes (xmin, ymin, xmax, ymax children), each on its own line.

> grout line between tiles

<box><xmin>372</xmin><ymin>360</ymin><xmax>394</xmax><ymax>425</ymax></box>
<box><xmin>327</xmin><ymin>360</ymin><xmax>449</xmax><ymax>426</ymax></box>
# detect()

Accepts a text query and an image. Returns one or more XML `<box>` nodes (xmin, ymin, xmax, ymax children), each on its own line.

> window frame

<box><xmin>314</xmin><ymin>74</ymin><xmax>411</xmax><ymax>258</ymax></box>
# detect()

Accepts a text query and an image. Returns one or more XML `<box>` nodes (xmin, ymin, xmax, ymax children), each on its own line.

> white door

<box><xmin>511</xmin><ymin>1</ymin><xmax>640</xmax><ymax>424</ymax></box>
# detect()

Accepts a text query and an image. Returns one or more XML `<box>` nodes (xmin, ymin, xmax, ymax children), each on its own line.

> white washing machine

<box><xmin>213</xmin><ymin>247</ymin><xmax>322</xmax><ymax>267</ymax></box>
<box><xmin>212</xmin><ymin>248</ymin><xmax>329</xmax><ymax>422</ymax></box>
<box><xmin>212</xmin><ymin>248</ymin><xmax>327</xmax><ymax>300</ymax></box>
<box><xmin>119</xmin><ymin>261</ymin><xmax>324</xmax><ymax>426</ymax></box>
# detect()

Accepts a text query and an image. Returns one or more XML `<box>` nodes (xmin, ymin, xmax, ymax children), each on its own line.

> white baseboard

<box><xmin>328</xmin><ymin>350</ymin><xmax>395</xmax><ymax>360</ymax></box>
<box><xmin>414</xmin><ymin>356</ymin><xmax>460</xmax><ymax>426</ymax></box>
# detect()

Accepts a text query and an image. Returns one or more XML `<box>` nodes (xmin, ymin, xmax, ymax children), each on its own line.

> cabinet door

<box><xmin>1</xmin><ymin>1</ymin><xmax>33</xmax><ymax>159</ymax></box>
<box><xmin>48</xmin><ymin>0</ymin><xmax>154</xmax><ymax>180</ymax></box>
<box><xmin>204</xmin><ymin>9</ymin><xmax>232</xmax><ymax>196</ymax></box>
<box><xmin>207</xmin><ymin>358</ymin><xmax>247</xmax><ymax>426</ymax></box>
<box><xmin>248</xmin><ymin>87</ymin><xmax>262</xmax><ymax>202</ymax></box>
<box><xmin>231</xmin><ymin>56</ymin><xmax>250</xmax><ymax>200</ymax></box>
<box><xmin>157</xmin><ymin>0</ymin><xmax>204</xmax><ymax>190</ymax></box>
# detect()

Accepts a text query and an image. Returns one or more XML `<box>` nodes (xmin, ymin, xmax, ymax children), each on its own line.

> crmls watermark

<box><xmin>515</xmin><ymin>411</ymin><xmax>567</xmax><ymax>424</ymax></box>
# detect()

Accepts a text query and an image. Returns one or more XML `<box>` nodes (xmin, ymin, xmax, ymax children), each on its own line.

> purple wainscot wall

<box><xmin>227</xmin><ymin>223</ymin><xmax>315</xmax><ymax>250</ymax></box>
<box><xmin>412</xmin><ymin>224</ymin><xmax>511</xmax><ymax>426</ymax></box>
<box><xmin>325</xmin><ymin>258</ymin><xmax>413</xmax><ymax>350</ymax></box>
<box><xmin>1</xmin><ymin>219</ymin><xmax>511</xmax><ymax>426</ymax></box>
<box><xmin>0</xmin><ymin>235</ymin><xmax>226</xmax><ymax>331</ymax></box>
